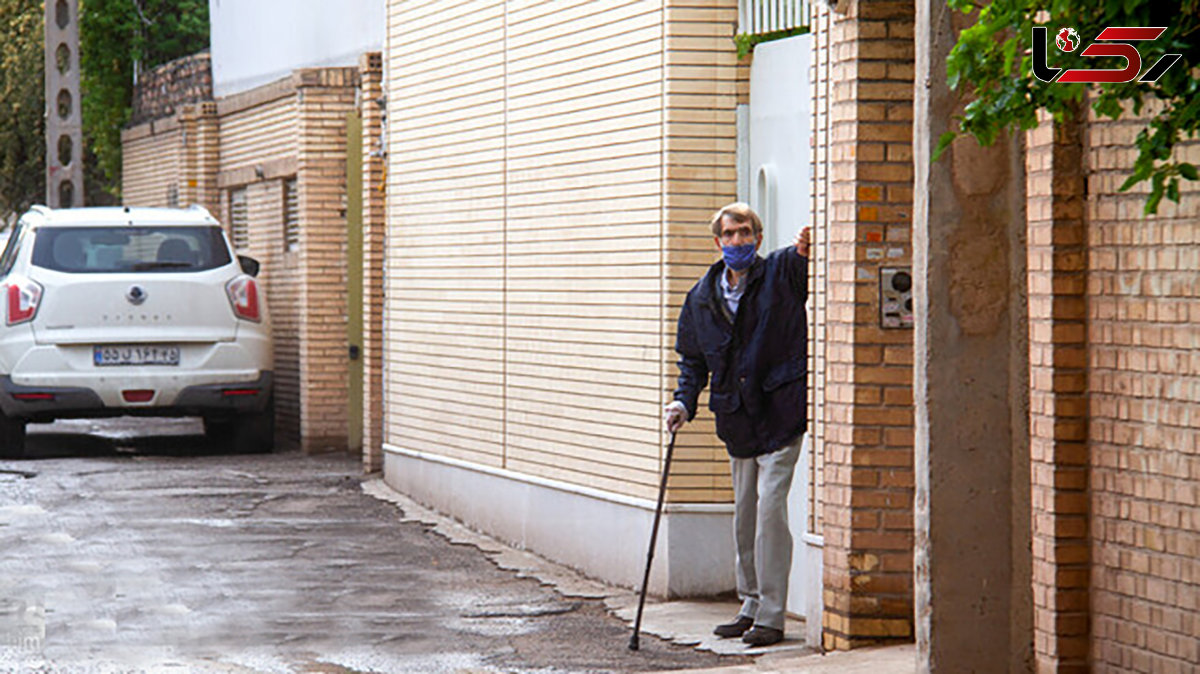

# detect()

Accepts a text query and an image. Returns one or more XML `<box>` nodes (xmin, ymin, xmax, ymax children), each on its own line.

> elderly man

<box><xmin>664</xmin><ymin>202</ymin><xmax>809</xmax><ymax>647</ymax></box>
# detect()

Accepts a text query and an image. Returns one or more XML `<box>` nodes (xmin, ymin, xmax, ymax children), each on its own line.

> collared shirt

<box><xmin>719</xmin><ymin>267</ymin><xmax>747</xmax><ymax>316</ymax></box>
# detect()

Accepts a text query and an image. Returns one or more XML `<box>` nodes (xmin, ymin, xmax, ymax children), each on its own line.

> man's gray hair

<box><xmin>710</xmin><ymin>202</ymin><xmax>763</xmax><ymax>237</ymax></box>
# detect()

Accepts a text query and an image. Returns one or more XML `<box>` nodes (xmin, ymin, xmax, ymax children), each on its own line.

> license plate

<box><xmin>93</xmin><ymin>345</ymin><xmax>180</xmax><ymax>366</ymax></box>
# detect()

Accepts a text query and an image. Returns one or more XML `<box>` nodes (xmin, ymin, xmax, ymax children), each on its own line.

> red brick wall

<box><xmin>821</xmin><ymin>0</ymin><xmax>916</xmax><ymax>650</ymax></box>
<box><xmin>1026</xmin><ymin>107</ymin><xmax>1090</xmax><ymax>673</ymax></box>
<box><xmin>1026</xmin><ymin>98</ymin><xmax>1200</xmax><ymax>671</ymax></box>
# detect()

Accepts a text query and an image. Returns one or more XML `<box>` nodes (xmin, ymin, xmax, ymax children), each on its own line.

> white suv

<box><xmin>0</xmin><ymin>205</ymin><xmax>273</xmax><ymax>459</ymax></box>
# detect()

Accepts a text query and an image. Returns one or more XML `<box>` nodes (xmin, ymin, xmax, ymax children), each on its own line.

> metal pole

<box><xmin>45</xmin><ymin>0</ymin><xmax>84</xmax><ymax>208</ymax></box>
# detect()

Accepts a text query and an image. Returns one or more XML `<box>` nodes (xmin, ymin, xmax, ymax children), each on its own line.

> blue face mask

<box><xmin>722</xmin><ymin>243</ymin><xmax>758</xmax><ymax>271</ymax></box>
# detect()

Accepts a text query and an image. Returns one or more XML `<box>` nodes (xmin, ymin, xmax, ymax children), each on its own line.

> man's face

<box><xmin>714</xmin><ymin>216</ymin><xmax>762</xmax><ymax>251</ymax></box>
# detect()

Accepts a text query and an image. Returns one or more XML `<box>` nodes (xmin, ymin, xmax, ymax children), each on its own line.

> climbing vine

<box><xmin>941</xmin><ymin>0</ymin><xmax>1199</xmax><ymax>214</ymax></box>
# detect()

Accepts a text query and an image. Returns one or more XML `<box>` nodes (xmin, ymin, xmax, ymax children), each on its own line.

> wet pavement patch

<box><xmin>0</xmin><ymin>419</ymin><xmax>746</xmax><ymax>673</ymax></box>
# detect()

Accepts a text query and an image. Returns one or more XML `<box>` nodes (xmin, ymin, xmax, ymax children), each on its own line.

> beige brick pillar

<box><xmin>1027</xmin><ymin>107</ymin><xmax>1090</xmax><ymax>673</ymax></box>
<box><xmin>178</xmin><ymin>102</ymin><xmax>219</xmax><ymax>216</ymax></box>
<box><xmin>296</xmin><ymin>68</ymin><xmax>358</xmax><ymax>453</ymax></box>
<box><xmin>821</xmin><ymin>0</ymin><xmax>917</xmax><ymax>650</ymax></box>
<box><xmin>359</xmin><ymin>52</ymin><xmax>386</xmax><ymax>472</ymax></box>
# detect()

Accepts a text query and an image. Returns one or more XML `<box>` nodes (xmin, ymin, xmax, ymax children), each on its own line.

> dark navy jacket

<box><xmin>673</xmin><ymin>246</ymin><xmax>808</xmax><ymax>458</ymax></box>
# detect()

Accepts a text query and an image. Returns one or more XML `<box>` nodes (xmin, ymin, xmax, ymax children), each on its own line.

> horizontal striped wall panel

<box><xmin>219</xmin><ymin>95</ymin><xmax>296</xmax><ymax>176</ymax></box>
<box><xmin>660</xmin><ymin>0</ymin><xmax>743</xmax><ymax>502</ymax></box>
<box><xmin>122</xmin><ymin>125</ymin><xmax>180</xmax><ymax>207</ymax></box>
<box><xmin>387</xmin><ymin>0</ymin><xmax>507</xmax><ymax>468</ymax></box>
<box><xmin>386</xmin><ymin>0</ymin><xmax>741</xmax><ymax>502</ymax></box>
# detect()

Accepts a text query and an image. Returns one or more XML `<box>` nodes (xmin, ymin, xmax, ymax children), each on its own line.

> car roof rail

<box><xmin>186</xmin><ymin>203</ymin><xmax>216</xmax><ymax>218</ymax></box>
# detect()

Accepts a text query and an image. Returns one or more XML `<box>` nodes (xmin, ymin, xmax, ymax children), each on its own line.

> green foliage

<box><xmin>735</xmin><ymin>26</ymin><xmax>811</xmax><ymax>60</ymax></box>
<box><xmin>943</xmin><ymin>0</ymin><xmax>1200</xmax><ymax>214</ymax></box>
<box><xmin>0</xmin><ymin>0</ymin><xmax>46</xmax><ymax>220</ymax></box>
<box><xmin>80</xmin><ymin>0</ymin><xmax>209</xmax><ymax>200</ymax></box>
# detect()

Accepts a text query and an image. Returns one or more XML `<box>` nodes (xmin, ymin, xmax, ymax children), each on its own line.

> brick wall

<box><xmin>296</xmin><ymin>68</ymin><xmax>358</xmax><ymax>453</ymax></box>
<box><xmin>1085</xmin><ymin>107</ymin><xmax>1200</xmax><ymax>672</ymax></box>
<box><xmin>121</xmin><ymin>118</ymin><xmax>181</xmax><ymax>207</ymax></box>
<box><xmin>177</xmin><ymin>102</ymin><xmax>220</xmax><ymax>217</ymax></box>
<box><xmin>122</xmin><ymin>101</ymin><xmax>219</xmax><ymax>214</ymax></box>
<box><xmin>253</xmin><ymin>178</ymin><xmax>300</xmax><ymax>451</ymax></box>
<box><xmin>126</xmin><ymin>68</ymin><xmax>361</xmax><ymax>454</ymax></box>
<box><xmin>1026</xmin><ymin>107</ymin><xmax>1090</xmax><ymax>673</ymax></box>
<box><xmin>131</xmin><ymin>51</ymin><xmax>213</xmax><ymax>125</ymax></box>
<box><xmin>215</xmin><ymin>80</ymin><xmax>303</xmax><ymax>449</ymax></box>
<box><xmin>124</xmin><ymin>66</ymin><xmax>364</xmax><ymax>454</ymax></box>
<box><xmin>359</xmin><ymin>52</ymin><xmax>386</xmax><ymax>472</ymax></box>
<box><xmin>807</xmin><ymin>0</ymin><xmax>834</xmax><ymax>543</ymax></box>
<box><xmin>820</xmin><ymin>0</ymin><xmax>916</xmax><ymax>650</ymax></box>
<box><xmin>1025</xmin><ymin>101</ymin><xmax>1200</xmax><ymax>672</ymax></box>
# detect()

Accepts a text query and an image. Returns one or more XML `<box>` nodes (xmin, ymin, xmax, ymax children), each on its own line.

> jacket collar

<box><xmin>698</xmin><ymin>254</ymin><xmax>766</xmax><ymax>316</ymax></box>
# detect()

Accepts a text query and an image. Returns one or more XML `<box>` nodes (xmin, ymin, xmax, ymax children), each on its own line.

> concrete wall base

<box><xmin>382</xmin><ymin>444</ymin><xmax>736</xmax><ymax>599</ymax></box>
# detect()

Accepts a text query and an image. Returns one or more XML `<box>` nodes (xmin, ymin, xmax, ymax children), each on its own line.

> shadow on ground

<box><xmin>22</xmin><ymin>417</ymin><xmax>239</xmax><ymax>460</ymax></box>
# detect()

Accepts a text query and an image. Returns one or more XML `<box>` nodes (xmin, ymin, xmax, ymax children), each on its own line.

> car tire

<box><xmin>0</xmin><ymin>414</ymin><xmax>27</xmax><ymax>460</ymax></box>
<box><xmin>206</xmin><ymin>397</ymin><xmax>275</xmax><ymax>454</ymax></box>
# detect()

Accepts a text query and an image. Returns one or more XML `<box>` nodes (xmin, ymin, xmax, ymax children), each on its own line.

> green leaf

<box><xmin>733</xmin><ymin>26</ymin><xmax>811</xmax><ymax>60</ymax></box>
<box><xmin>1144</xmin><ymin>189</ymin><xmax>1164</xmax><ymax>215</ymax></box>
<box><xmin>1180</xmin><ymin>163</ymin><xmax>1199</xmax><ymax>181</ymax></box>
<box><xmin>933</xmin><ymin>131</ymin><xmax>957</xmax><ymax>162</ymax></box>
<box><xmin>79</xmin><ymin>0</ymin><xmax>210</xmax><ymax>199</ymax></box>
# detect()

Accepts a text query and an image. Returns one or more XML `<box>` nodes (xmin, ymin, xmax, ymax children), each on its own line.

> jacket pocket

<box><xmin>708</xmin><ymin>390</ymin><xmax>742</xmax><ymax>413</ymax></box>
<box><xmin>763</xmin><ymin>361</ymin><xmax>804</xmax><ymax>392</ymax></box>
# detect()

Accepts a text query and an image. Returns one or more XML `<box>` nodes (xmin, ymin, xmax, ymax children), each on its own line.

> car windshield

<box><xmin>31</xmin><ymin>226</ymin><xmax>232</xmax><ymax>274</ymax></box>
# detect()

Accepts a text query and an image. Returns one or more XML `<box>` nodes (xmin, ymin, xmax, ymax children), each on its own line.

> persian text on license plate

<box><xmin>93</xmin><ymin>345</ymin><xmax>180</xmax><ymax>366</ymax></box>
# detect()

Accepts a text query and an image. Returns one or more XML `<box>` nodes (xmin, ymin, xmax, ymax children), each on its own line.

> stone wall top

<box><xmin>130</xmin><ymin>50</ymin><xmax>213</xmax><ymax>126</ymax></box>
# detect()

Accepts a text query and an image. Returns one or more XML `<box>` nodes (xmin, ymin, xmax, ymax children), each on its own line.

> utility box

<box><xmin>880</xmin><ymin>267</ymin><xmax>914</xmax><ymax>329</ymax></box>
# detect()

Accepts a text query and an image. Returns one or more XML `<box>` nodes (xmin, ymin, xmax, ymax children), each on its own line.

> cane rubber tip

<box><xmin>628</xmin><ymin>637</ymin><xmax>639</xmax><ymax>651</ymax></box>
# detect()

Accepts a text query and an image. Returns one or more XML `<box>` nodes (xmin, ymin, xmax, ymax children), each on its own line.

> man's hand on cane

<box><xmin>663</xmin><ymin>401</ymin><xmax>687</xmax><ymax>433</ymax></box>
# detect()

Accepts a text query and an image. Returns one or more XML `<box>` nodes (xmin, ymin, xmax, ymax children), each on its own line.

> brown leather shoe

<box><xmin>741</xmin><ymin>625</ymin><xmax>784</xmax><ymax>646</ymax></box>
<box><xmin>713</xmin><ymin>615</ymin><xmax>754</xmax><ymax>638</ymax></box>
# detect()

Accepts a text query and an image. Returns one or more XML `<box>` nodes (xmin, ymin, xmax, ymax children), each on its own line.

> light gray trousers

<box><xmin>730</xmin><ymin>437</ymin><xmax>801</xmax><ymax>630</ymax></box>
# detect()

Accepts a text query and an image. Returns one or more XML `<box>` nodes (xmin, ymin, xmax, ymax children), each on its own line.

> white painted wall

<box><xmin>741</xmin><ymin>33</ymin><xmax>822</xmax><ymax>646</ymax></box>
<box><xmin>208</xmin><ymin>0</ymin><xmax>385</xmax><ymax>97</ymax></box>
<box><xmin>383</xmin><ymin>446</ymin><xmax>737</xmax><ymax>598</ymax></box>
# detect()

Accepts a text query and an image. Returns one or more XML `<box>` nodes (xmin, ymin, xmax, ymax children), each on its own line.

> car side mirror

<box><xmin>238</xmin><ymin>255</ymin><xmax>260</xmax><ymax>277</ymax></box>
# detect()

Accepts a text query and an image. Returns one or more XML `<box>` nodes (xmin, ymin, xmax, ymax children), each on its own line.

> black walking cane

<box><xmin>628</xmin><ymin>429</ymin><xmax>677</xmax><ymax>651</ymax></box>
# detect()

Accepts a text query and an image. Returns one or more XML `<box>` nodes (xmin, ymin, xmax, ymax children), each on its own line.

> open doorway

<box><xmin>736</xmin><ymin>23</ymin><xmax>823</xmax><ymax>646</ymax></box>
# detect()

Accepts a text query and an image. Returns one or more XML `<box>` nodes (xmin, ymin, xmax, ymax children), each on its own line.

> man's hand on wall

<box><xmin>793</xmin><ymin>226</ymin><xmax>812</xmax><ymax>259</ymax></box>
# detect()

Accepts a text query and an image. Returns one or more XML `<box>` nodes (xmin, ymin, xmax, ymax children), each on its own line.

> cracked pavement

<box><xmin>0</xmin><ymin>418</ymin><xmax>742</xmax><ymax>673</ymax></box>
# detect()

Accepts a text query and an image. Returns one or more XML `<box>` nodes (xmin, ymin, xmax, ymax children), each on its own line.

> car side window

<box><xmin>0</xmin><ymin>221</ymin><xmax>25</xmax><ymax>278</ymax></box>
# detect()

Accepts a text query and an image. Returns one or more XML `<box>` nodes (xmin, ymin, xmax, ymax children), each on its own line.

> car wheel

<box><xmin>0</xmin><ymin>414</ymin><xmax>27</xmax><ymax>460</ymax></box>
<box><xmin>206</xmin><ymin>398</ymin><xmax>275</xmax><ymax>454</ymax></box>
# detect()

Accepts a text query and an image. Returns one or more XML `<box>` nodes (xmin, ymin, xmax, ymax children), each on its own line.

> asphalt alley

<box><xmin>0</xmin><ymin>418</ymin><xmax>740</xmax><ymax>673</ymax></box>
